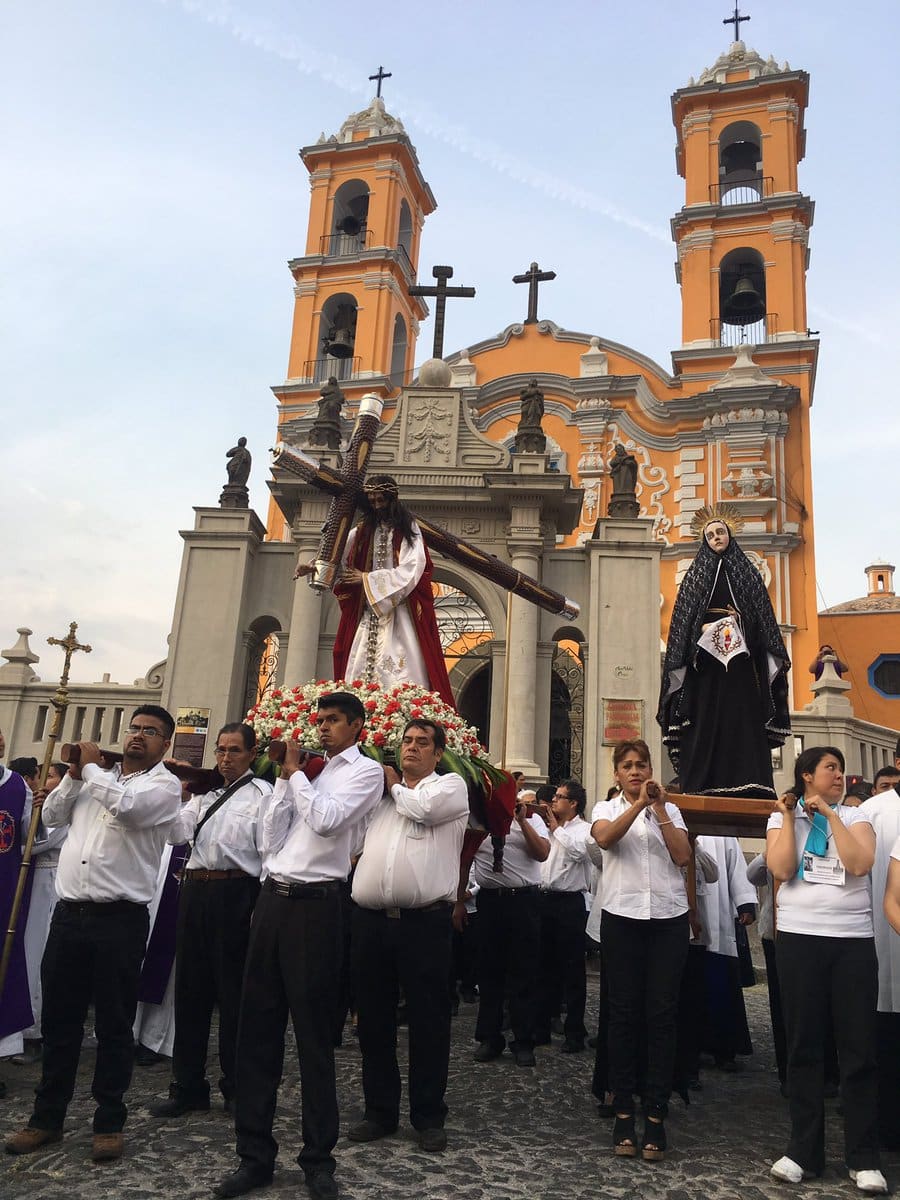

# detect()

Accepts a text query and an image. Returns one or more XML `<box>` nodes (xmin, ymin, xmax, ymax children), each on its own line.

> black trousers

<box><xmin>474</xmin><ymin>887</ymin><xmax>540</xmax><ymax>1049</ymax></box>
<box><xmin>171</xmin><ymin>873</ymin><xmax>259</xmax><ymax>1102</ymax></box>
<box><xmin>674</xmin><ymin>943</ymin><xmax>707</xmax><ymax>1089</ymax></box>
<box><xmin>601</xmin><ymin>909</ymin><xmax>689</xmax><ymax>1112</ymax></box>
<box><xmin>776</xmin><ymin>931</ymin><xmax>880</xmax><ymax>1173</ymax></box>
<box><xmin>234</xmin><ymin>886</ymin><xmax>342</xmax><ymax>1175</ymax></box>
<box><xmin>32</xmin><ymin>899</ymin><xmax>149</xmax><ymax>1133</ymax></box>
<box><xmin>352</xmin><ymin>904</ymin><xmax>453</xmax><ymax>1131</ymax></box>
<box><xmin>591</xmin><ymin>943</ymin><xmax>612</xmax><ymax>1101</ymax></box>
<box><xmin>876</xmin><ymin>1011</ymin><xmax>900</xmax><ymax>1149</ymax></box>
<box><xmin>536</xmin><ymin>891</ymin><xmax>587</xmax><ymax>1042</ymax></box>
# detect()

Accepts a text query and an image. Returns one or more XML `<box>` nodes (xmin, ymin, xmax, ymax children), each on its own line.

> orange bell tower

<box><xmin>671</xmin><ymin>40</ymin><xmax>813</xmax><ymax>348</ymax></box>
<box><xmin>267</xmin><ymin>88</ymin><xmax>436</xmax><ymax>537</ymax></box>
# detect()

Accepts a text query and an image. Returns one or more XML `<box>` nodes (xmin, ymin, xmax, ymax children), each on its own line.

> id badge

<box><xmin>802</xmin><ymin>853</ymin><xmax>845</xmax><ymax>887</ymax></box>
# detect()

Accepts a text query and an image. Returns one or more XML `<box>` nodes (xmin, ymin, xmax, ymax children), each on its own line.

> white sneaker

<box><xmin>849</xmin><ymin>1169</ymin><xmax>888</xmax><ymax>1194</ymax></box>
<box><xmin>770</xmin><ymin>1156</ymin><xmax>812</xmax><ymax>1183</ymax></box>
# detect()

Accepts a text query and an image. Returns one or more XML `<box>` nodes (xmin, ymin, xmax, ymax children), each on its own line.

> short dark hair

<box><xmin>535</xmin><ymin>784</ymin><xmax>555</xmax><ymax>804</ymax></box>
<box><xmin>793</xmin><ymin>745</ymin><xmax>845</xmax><ymax>795</ymax></box>
<box><xmin>10</xmin><ymin>757</ymin><xmax>38</xmax><ymax>779</ymax></box>
<box><xmin>217</xmin><ymin>722</ymin><xmax>256</xmax><ymax>751</ymax></box>
<box><xmin>846</xmin><ymin>781</ymin><xmax>873</xmax><ymax>802</ymax></box>
<box><xmin>317</xmin><ymin>691</ymin><xmax>366</xmax><ymax>727</ymax></box>
<box><xmin>612</xmin><ymin>739</ymin><xmax>652</xmax><ymax>771</ymax></box>
<box><xmin>132</xmin><ymin>704</ymin><xmax>175</xmax><ymax>739</ymax></box>
<box><xmin>556</xmin><ymin>778</ymin><xmax>587</xmax><ymax>816</ymax></box>
<box><xmin>873</xmin><ymin>766</ymin><xmax>900</xmax><ymax>786</ymax></box>
<box><xmin>402</xmin><ymin>719</ymin><xmax>446</xmax><ymax>752</ymax></box>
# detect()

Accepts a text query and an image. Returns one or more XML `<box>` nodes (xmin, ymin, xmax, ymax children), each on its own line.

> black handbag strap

<box><xmin>192</xmin><ymin>773</ymin><xmax>254</xmax><ymax>846</ymax></box>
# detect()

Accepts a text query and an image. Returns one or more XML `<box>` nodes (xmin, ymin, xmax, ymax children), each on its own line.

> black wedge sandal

<box><xmin>613</xmin><ymin>1112</ymin><xmax>638</xmax><ymax>1157</ymax></box>
<box><xmin>641</xmin><ymin>1109</ymin><xmax>667</xmax><ymax>1161</ymax></box>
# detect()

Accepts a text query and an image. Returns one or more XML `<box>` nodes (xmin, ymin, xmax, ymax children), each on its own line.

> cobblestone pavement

<box><xmin>1</xmin><ymin>980</ymin><xmax>896</xmax><ymax>1200</ymax></box>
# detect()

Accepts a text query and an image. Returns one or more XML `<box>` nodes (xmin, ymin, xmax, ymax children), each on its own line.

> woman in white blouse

<box><xmin>766</xmin><ymin>746</ymin><xmax>885</xmax><ymax>1195</ymax></box>
<box><xmin>591</xmin><ymin>740</ymin><xmax>691</xmax><ymax>1162</ymax></box>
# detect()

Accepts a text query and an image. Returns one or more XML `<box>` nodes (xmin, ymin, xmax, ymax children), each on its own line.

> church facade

<box><xmin>3</xmin><ymin>37</ymin><xmax>898</xmax><ymax>791</ymax></box>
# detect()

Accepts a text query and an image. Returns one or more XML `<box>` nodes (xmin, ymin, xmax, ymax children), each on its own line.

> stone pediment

<box><xmin>369</xmin><ymin>386</ymin><xmax>510</xmax><ymax>472</ymax></box>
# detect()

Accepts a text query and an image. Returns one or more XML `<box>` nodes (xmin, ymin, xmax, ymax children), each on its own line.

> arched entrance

<box><xmin>549</xmin><ymin>634</ymin><xmax>585</xmax><ymax>784</ymax></box>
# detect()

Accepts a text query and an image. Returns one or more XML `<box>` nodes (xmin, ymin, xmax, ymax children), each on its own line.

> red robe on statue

<box><xmin>332</xmin><ymin>522</ymin><xmax>456</xmax><ymax>709</ymax></box>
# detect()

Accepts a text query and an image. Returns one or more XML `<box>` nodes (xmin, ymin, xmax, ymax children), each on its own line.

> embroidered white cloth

<box><xmin>696</xmin><ymin>615</ymin><xmax>748</xmax><ymax>667</ymax></box>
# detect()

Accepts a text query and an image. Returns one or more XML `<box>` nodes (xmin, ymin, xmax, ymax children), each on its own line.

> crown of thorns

<box><xmin>363</xmin><ymin>475</ymin><xmax>399</xmax><ymax>497</ymax></box>
<box><xmin>689</xmin><ymin>502</ymin><xmax>745</xmax><ymax>540</ymax></box>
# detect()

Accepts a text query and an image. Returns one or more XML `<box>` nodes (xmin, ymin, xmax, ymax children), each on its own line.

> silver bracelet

<box><xmin>655</xmin><ymin>818</ymin><xmax>674</xmax><ymax>827</ymax></box>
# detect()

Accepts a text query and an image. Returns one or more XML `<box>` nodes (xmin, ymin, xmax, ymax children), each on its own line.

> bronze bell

<box><xmin>337</xmin><ymin>215</ymin><xmax>362</xmax><ymax>236</ymax></box>
<box><xmin>325</xmin><ymin>328</ymin><xmax>354</xmax><ymax>359</ymax></box>
<box><xmin>722</xmin><ymin>275</ymin><xmax>765</xmax><ymax>324</ymax></box>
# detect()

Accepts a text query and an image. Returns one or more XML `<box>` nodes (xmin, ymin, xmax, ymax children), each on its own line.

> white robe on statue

<box><xmin>695</xmin><ymin>836</ymin><xmax>756</xmax><ymax>957</ymax></box>
<box><xmin>343</xmin><ymin>522</ymin><xmax>429</xmax><ymax>690</ymax></box>
<box><xmin>860</xmin><ymin>788</ymin><xmax>900</xmax><ymax>1012</ymax></box>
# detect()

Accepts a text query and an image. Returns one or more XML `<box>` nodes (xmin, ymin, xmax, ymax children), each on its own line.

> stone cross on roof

<box><xmin>409</xmin><ymin>265</ymin><xmax>476</xmax><ymax>360</ymax></box>
<box><xmin>368</xmin><ymin>65</ymin><xmax>392</xmax><ymax>98</ymax></box>
<box><xmin>513</xmin><ymin>261</ymin><xmax>556</xmax><ymax>325</ymax></box>
<box><xmin>722</xmin><ymin>4</ymin><xmax>750</xmax><ymax>41</ymax></box>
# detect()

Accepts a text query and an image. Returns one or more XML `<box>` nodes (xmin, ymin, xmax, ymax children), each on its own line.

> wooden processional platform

<box><xmin>670</xmin><ymin>791</ymin><xmax>774</xmax><ymax>838</ymax></box>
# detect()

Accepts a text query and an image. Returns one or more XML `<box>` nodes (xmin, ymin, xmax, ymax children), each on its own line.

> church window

<box><xmin>871</xmin><ymin>656</ymin><xmax>900</xmax><ymax>697</ymax></box>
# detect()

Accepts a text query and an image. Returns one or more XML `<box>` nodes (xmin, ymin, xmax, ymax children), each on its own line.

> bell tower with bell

<box><xmin>670</xmin><ymin>35</ymin><xmax>814</xmax><ymax>348</ymax></box>
<box><xmin>267</xmin><ymin>76</ymin><xmax>436</xmax><ymax>537</ymax></box>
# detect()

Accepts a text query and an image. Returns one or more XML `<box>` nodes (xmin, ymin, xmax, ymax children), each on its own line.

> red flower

<box><xmin>364</xmin><ymin>700</ymin><xmax>377</xmax><ymax>712</ymax></box>
<box><xmin>308</xmin><ymin>714</ymin><xmax>319</xmax><ymax>725</ymax></box>
<box><xmin>291</xmin><ymin>728</ymin><xmax>302</xmax><ymax>741</ymax></box>
<box><xmin>385</xmin><ymin>701</ymin><xmax>400</xmax><ymax>715</ymax></box>
<box><xmin>271</xmin><ymin>727</ymin><xmax>283</xmax><ymax>738</ymax></box>
<box><xmin>372</xmin><ymin>732</ymin><xmax>386</xmax><ymax>746</ymax></box>
<box><xmin>351</xmin><ymin>679</ymin><xmax>364</xmax><ymax>688</ymax></box>
<box><xmin>367</xmin><ymin>682</ymin><xmax>380</xmax><ymax>692</ymax></box>
<box><xmin>271</xmin><ymin>689</ymin><xmax>283</xmax><ymax>699</ymax></box>
<box><xmin>410</xmin><ymin>708</ymin><xmax>423</xmax><ymax>719</ymax></box>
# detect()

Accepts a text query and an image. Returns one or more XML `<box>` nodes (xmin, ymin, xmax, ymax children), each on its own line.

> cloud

<box><xmin>165</xmin><ymin>0</ymin><xmax>669</xmax><ymax>243</ymax></box>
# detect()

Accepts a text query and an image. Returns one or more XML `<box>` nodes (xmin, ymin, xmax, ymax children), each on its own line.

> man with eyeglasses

<box><xmin>150</xmin><ymin>723</ymin><xmax>272</xmax><ymax>1121</ymax></box>
<box><xmin>6</xmin><ymin>704</ymin><xmax>181</xmax><ymax>1164</ymax></box>
<box><xmin>534</xmin><ymin>779</ymin><xmax>592</xmax><ymax>1053</ymax></box>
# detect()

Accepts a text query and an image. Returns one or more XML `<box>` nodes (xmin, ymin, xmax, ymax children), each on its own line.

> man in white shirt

<box><xmin>348</xmin><ymin>719</ymin><xmax>468</xmax><ymax>1153</ymax></box>
<box><xmin>215</xmin><ymin>693</ymin><xmax>384</xmax><ymax>1200</ymax></box>
<box><xmin>150</xmin><ymin>723</ymin><xmax>272</xmax><ymax>1120</ymax></box>
<box><xmin>472</xmin><ymin>792</ymin><xmax>550</xmax><ymax>1068</ymax></box>
<box><xmin>535</xmin><ymin>779</ymin><xmax>591</xmax><ymax>1053</ymax></box>
<box><xmin>5</xmin><ymin>705</ymin><xmax>181</xmax><ymax>1164</ymax></box>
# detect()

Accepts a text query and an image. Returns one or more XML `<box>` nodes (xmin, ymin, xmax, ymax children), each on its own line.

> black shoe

<box><xmin>305</xmin><ymin>1170</ymin><xmax>338</xmax><ymax>1200</ymax></box>
<box><xmin>473</xmin><ymin>1040</ymin><xmax>505</xmax><ymax>1062</ymax></box>
<box><xmin>560</xmin><ymin>1039</ymin><xmax>585</xmax><ymax>1054</ymax></box>
<box><xmin>134</xmin><ymin>1044</ymin><xmax>166</xmax><ymax>1067</ymax></box>
<box><xmin>514</xmin><ymin>1047</ymin><xmax>536</xmax><ymax>1068</ymax></box>
<box><xmin>418</xmin><ymin>1127</ymin><xmax>447</xmax><ymax>1152</ymax></box>
<box><xmin>347</xmin><ymin>1119</ymin><xmax>396</xmax><ymax>1143</ymax></box>
<box><xmin>532</xmin><ymin>1032</ymin><xmax>552</xmax><ymax>1047</ymax></box>
<box><xmin>550</xmin><ymin>1017</ymin><xmax>564</xmax><ymax>1036</ymax></box>
<box><xmin>213</xmin><ymin>1164</ymin><xmax>274</xmax><ymax>1198</ymax></box>
<box><xmin>150</xmin><ymin>1095</ymin><xmax>210</xmax><ymax>1118</ymax></box>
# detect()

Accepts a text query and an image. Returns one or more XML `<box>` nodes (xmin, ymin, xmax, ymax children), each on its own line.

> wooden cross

<box><xmin>273</xmin><ymin>401</ymin><xmax>578</xmax><ymax>620</ymax></box>
<box><xmin>408</xmin><ymin>265</ymin><xmax>476</xmax><ymax>360</ymax></box>
<box><xmin>368</xmin><ymin>65</ymin><xmax>392</xmax><ymax>98</ymax></box>
<box><xmin>722</xmin><ymin>4</ymin><xmax>750</xmax><ymax>40</ymax></box>
<box><xmin>47</xmin><ymin>621</ymin><xmax>92</xmax><ymax>689</ymax></box>
<box><xmin>513</xmin><ymin>261</ymin><xmax>556</xmax><ymax>325</ymax></box>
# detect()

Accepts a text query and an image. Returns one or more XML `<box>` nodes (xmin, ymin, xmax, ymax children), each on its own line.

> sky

<box><xmin>2</xmin><ymin>0</ymin><xmax>898</xmax><ymax>685</ymax></box>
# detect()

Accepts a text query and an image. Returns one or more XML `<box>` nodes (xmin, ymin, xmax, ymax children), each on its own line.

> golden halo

<box><xmin>689</xmin><ymin>502</ymin><xmax>745</xmax><ymax>541</ymax></box>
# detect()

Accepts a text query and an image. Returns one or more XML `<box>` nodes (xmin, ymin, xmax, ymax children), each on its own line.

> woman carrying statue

<box><xmin>657</xmin><ymin>505</ymin><xmax>790</xmax><ymax>799</ymax></box>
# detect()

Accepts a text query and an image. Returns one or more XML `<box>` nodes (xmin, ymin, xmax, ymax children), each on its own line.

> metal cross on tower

<box><xmin>722</xmin><ymin>4</ymin><xmax>750</xmax><ymax>41</ymax></box>
<box><xmin>408</xmin><ymin>265</ymin><xmax>476</xmax><ymax>360</ymax></box>
<box><xmin>368</xmin><ymin>65</ymin><xmax>392</xmax><ymax>98</ymax></box>
<box><xmin>513</xmin><ymin>261</ymin><xmax>556</xmax><ymax>325</ymax></box>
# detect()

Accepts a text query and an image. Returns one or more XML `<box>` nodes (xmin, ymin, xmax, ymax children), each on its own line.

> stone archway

<box><xmin>549</xmin><ymin>632</ymin><xmax>585</xmax><ymax>784</ymax></box>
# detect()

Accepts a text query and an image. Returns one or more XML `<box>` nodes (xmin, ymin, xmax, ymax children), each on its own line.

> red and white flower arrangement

<box><xmin>246</xmin><ymin>678</ymin><xmax>484</xmax><ymax>763</ymax></box>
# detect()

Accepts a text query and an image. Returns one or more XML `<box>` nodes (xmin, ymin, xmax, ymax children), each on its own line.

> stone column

<box><xmin>282</xmin><ymin>566</ymin><xmax>325</xmax><ymax>686</ymax></box>
<box><xmin>503</xmin><ymin>507</ymin><xmax>543</xmax><ymax>776</ymax></box>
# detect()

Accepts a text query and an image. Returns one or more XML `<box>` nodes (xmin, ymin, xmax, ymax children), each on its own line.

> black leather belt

<box><xmin>184</xmin><ymin>868</ymin><xmax>253</xmax><ymax>882</ymax></box>
<box><xmin>263</xmin><ymin>877</ymin><xmax>340</xmax><ymax>899</ymax></box>
<box><xmin>376</xmin><ymin>900</ymin><xmax>452</xmax><ymax>919</ymax></box>
<box><xmin>56</xmin><ymin>899</ymin><xmax>144</xmax><ymax>914</ymax></box>
<box><xmin>479</xmin><ymin>885</ymin><xmax>539</xmax><ymax>898</ymax></box>
<box><xmin>540</xmin><ymin>888</ymin><xmax>584</xmax><ymax>898</ymax></box>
